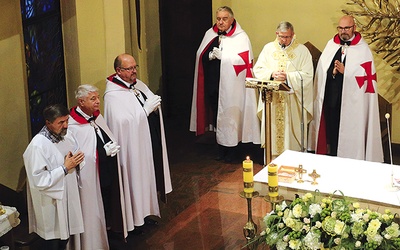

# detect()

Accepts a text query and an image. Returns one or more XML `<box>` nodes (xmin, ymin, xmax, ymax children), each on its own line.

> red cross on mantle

<box><xmin>233</xmin><ymin>50</ymin><xmax>253</xmax><ymax>77</ymax></box>
<box><xmin>355</xmin><ymin>61</ymin><xmax>376</xmax><ymax>93</ymax></box>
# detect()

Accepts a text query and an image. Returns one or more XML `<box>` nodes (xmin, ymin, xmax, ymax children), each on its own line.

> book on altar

<box><xmin>278</xmin><ymin>165</ymin><xmax>296</xmax><ymax>183</ymax></box>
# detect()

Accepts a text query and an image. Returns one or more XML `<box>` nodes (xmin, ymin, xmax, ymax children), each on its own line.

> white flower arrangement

<box><xmin>250</xmin><ymin>191</ymin><xmax>400</xmax><ymax>250</ymax></box>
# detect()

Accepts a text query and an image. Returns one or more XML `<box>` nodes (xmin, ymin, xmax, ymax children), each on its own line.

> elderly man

<box><xmin>68</xmin><ymin>84</ymin><xmax>127</xmax><ymax>249</ymax></box>
<box><xmin>104</xmin><ymin>53</ymin><xmax>172</xmax><ymax>233</ymax></box>
<box><xmin>23</xmin><ymin>104</ymin><xmax>85</xmax><ymax>250</ymax></box>
<box><xmin>253</xmin><ymin>21</ymin><xmax>313</xmax><ymax>160</ymax></box>
<box><xmin>190</xmin><ymin>6</ymin><xmax>260</xmax><ymax>162</ymax></box>
<box><xmin>312</xmin><ymin>15</ymin><xmax>383</xmax><ymax>162</ymax></box>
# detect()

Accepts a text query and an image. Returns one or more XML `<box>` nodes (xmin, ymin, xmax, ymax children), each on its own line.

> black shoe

<box><xmin>215</xmin><ymin>154</ymin><xmax>224</xmax><ymax>161</ymax></box>
<box><xmin>216</xmin><ymin>144</ymin><xmax>227</xmax><ymax>161</ymax></box>
<box><xmin>144</xmin><ymin>217</ymin><xmax>159</xmax><ymax>226</ymax></box>
<box><xmin>224</xmin><ymin>146</ymin><xmax>237</xmax><ymax>163</ymax></box>
<box><xmin>131</xmin><ymin>228</ymin><xmax>144</xmax><ymax>236</ymax></box>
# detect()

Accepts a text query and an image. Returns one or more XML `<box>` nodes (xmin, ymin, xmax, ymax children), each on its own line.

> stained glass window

<box><xmin>20</xmin><ymin>0</ymin><xmax>67</xmax><ymax>136</ymax></box>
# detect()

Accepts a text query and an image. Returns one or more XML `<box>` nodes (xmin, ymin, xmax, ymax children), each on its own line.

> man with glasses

<box><xmin>253</xmin><ymin>21</ymin><xmax>313</xmax><ymax>160</ymax></box>
<box><xmin>190</xmin><ymin>6</ymin><xmax>260</xmax><ymax>163</ymax></box>
<box><xmin>311</xmin><ymin>15</ymin><xmax>383</xmax><ymax>162</ymax></box>
<box><xmin>104</xmin><ymin>53</ymin><xmax>172</xmax><ymax>234</ymax></box>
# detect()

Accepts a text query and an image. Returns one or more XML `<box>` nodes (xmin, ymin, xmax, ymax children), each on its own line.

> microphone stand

<box><xmin>384</xmin><ymin>113</ymin><xmax>399</xmax><ymax>191</ymax></box>
<box><xmin>282</xmin><ymin>46</ymin><xmax>305</xmax><ymax>152</ymax></box>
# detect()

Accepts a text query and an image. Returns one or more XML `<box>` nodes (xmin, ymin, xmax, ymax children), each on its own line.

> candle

<box><xmin>243</xmin><ymin>156</ymin><xmax>254</xmax><ymax>193</ymax></box>
<box><xmin>268</xmin><ymin>163</ymin><xmax>278</xmax><ymax>197</ymax></box>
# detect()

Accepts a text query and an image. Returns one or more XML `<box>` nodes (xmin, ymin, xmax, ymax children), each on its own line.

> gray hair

<box><xmin>75</xmin><ymin>84</ymin><xmax>99</xmax><ymax>100</ymax></box>
<box><xmin>276</xmin><ymin>21</ymin><xmax>294</xmax><ymax>33</ymax></box>
<box><xmin>43</xmin><ymin>104</ymin><xmax>69</xmax><ymax>123</ymax></box>
<box><xmin>216</xmin><ymin>6</ymin><xmax>234</xmax><ymax>18</ymax></box>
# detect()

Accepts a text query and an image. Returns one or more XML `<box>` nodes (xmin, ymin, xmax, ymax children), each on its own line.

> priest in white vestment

<box><xmin>104</xmin><ymin>53</ymin><xmax>172</xmax><ymax>232</ymax></box>
<box><xmin>253</xmin><ymin>21</ymin><xmax>313</xmax><ymax>160</ymax></box>
<box><xmin>23</xmin><ymin>104</ymin><xmax>85</xmax><ymax>250</ymax></box>
<box><xmin>68</xmin><ymin>84</ymin><xmax>128</xmax><ymax>249</ymax></box>
<box><xmin>190</xmin><ymin>6</ymin><xmax>260</xmax><ymax>162</ymax></box>
<box><xmin>311</xmin><ymin>15</ymin><xmax>383</xmax><ymax>162</ymax></box>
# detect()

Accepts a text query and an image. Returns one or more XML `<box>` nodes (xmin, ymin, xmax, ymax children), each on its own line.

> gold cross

<box><xmin>295</xmin><ymin>165</ymin><xmax>307</xmax><ymax>183</ymax></box>
<box><xmin>308</xmin><ymin>169</ymin><xmax>320</xmax><ymax>185</ymax></box>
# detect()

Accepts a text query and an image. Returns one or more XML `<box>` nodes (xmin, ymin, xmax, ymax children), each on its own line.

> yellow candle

<box><xmin>243</xmin><ymin>156</ymin><xmax>254</xmax><ymax>193</ymax></box>
<box><xmin>268</xmin><ymin>163</ymin><xmax>278</xmax><ymax>197</ymax></box>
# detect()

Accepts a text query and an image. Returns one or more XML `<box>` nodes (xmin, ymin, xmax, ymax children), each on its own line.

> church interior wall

<box><xmin>0</xmin><ymin>0</ymin><xmax>399</xmax><ymax>190</ymax></box>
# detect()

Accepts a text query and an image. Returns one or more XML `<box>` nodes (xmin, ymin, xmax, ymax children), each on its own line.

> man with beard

<box><xmin>311</xmin><ymin>15</ymin><xmax>383</xmax><ymax>162</ymax></box>
<box><xmin>23</xmin><ymin>104</ymin><xmax>85</xmax><ymax>250</ymax></box>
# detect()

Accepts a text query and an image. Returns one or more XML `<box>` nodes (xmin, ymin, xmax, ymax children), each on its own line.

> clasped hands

<box><xmin>271</xmin><ymin>70</ymin><xmax>287</xmax><ymax>81</ymax></box>
<box><xmin>143</xmin><ymin>95</ymin><xmax>161</xmax><ymax>116</ymax></box>
<box><xmin>64</xmin><ymin>151</ymin><xmax>85</xmax><ymax>171</ymax></box>
<box><xmin>332</xmin><ymin>60</ymin><xmax>345</xmax><ymax>78</ymax></box>
<box><xmin>104</xmin><ymin>141</ymin><xmax>121</xmax><ymax>157</ymax></box>
<box><xmin>209</xmin><ymin>47</ymin><xmax>222</xmax><ymax>60</ymax></box>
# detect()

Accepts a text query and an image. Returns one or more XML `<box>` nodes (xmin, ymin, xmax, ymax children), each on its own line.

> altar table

<box><xmin>0</xmin><ymin>206</ymin><xmax>20</xmax><ymax>250</ymax></box>
<box><xmin>254</xmin><ymin>150</ymin><xmax>400</xmax><ymax>214</ymax></box>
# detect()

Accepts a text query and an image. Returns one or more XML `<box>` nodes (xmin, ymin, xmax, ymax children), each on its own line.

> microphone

<box><xmin>283</xmin><ymin>50</ymin><xmax>305</xmax><ymax>152</ymax></box>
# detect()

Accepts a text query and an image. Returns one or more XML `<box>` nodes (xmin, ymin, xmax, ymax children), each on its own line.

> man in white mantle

<box><xmin>23</xmin><ymin>104</ymin><xmax>85</xmax><ymax>250</ymax></box>
<box><xmin>311</xmin><ymin>15</ymin><xmax>383</xmax><ymax>162</ymax></box>
<box><xmin>68</xmin><ymin>84</ymin><xmax>127</xmax><ymax>249</ymax></box>
<box><xmin>190</xmin><ymin>6</ymin><xmax>260</xmax><ymax>162</ymax></box>
<box><xmin>104</xmin><ymin>53</ymin><xmax>172</xmax><ymax>233</ymax></box>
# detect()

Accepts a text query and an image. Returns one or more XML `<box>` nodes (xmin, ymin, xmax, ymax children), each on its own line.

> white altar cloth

<box><xmin>254</xmin><ymin>150</ymin><xmax>400</xmax><ymax>211</ymax></box>
<box><xmin>0</xmin><ymin>206</ymin><xmax>20</xmax><ymax>237</ymax></box>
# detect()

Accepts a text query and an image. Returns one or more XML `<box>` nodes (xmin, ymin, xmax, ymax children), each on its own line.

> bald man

<box><xmin>104</xmin><ymin>53</ymin><xmax>172</xmax><ymax>233</ymax></box>
<box><xmin>311</xmin><ymin>15</ymin><xmax>383</xmax><ymax>162</ymax></box>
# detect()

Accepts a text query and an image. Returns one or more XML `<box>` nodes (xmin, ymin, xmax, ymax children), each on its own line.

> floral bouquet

<box><xmin>251</xmin><ymin>191</ymin><xmax>400</xmax><ymax>250</ymax></box>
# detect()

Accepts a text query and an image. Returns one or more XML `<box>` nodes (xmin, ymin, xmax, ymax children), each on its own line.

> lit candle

<box><xmin>268</xmin><ymin>163</ymin><xmax>278</xmax><ymax>197</ymax></box>
<box><xmin>243</xmin><ymin>156</ymin><xmax>254</xmax><ymax>194</ymax></box>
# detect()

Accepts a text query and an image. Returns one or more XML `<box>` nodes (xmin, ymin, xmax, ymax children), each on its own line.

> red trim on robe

<box><xmin>196</xmin><ymin>21</ymin><xmax>238</xmax><ymax>135</ymax></box>
<box><xmin>333</xmin><ymin>32</ymin><xmax>362</xmax><ymax>45</ymax></box>
<box><xmin>69</xmin><ymin>106</ymin><xmax>100</xmax><ymax>124</ymax></box>
<box><xmin>316</xmin><ymin>108</ymin><xmax>327</xmax><ymax>154</ymax></box>
<box><xmin>196</xmin><ymin>39</ymin><xmax>215</xmax><ymax>135</ymax></box>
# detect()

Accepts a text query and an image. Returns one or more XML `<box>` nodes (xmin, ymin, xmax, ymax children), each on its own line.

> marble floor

<box><xmin>107</xmin><ymin>116</ymin><xmax>400</xmax><ymax>250</ymax></box>
<box><xmin>109</xmin><ymin>117</ymin><xmax>269</xmax><ymax>250</ymax></box>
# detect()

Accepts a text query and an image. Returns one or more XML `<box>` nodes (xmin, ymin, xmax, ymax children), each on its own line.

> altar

<box><xmin>0</xmin><ymin>205</ymin><xmax>20</xmax><ymax>250</ymax></box>
<box><xmin>254</xmin><ymin>150</ymin><xmax>400</xmax><ymax>214</ymax></box>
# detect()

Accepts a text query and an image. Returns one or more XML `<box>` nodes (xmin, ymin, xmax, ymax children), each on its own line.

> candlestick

<box><xmin>243</xmin><ymin>196</ymin><xmax>257</xmax><ymax>243</ymax></box>
<box><xmin>268</xmin><ymin>163</ymin><xmax>278</xmax><ymax>198</ymax></box>
<box><xmin>243</xmin><ymin>156</ymin><xmax>254</xmax><ymax>194</ymax></box>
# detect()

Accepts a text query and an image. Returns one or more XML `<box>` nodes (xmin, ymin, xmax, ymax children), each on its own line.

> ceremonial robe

<box><xmin>68</xmin><ymin>109</ymin><xmax>128</xmax><ymax>249</ymax></box>
<box><xmin>190</xmin><ymin>21</ymin><xmax>260</xmax><ymax>147</ymax></box>
<box><xmin>312</xmin><ymin>32</ymin><xmax>383</xmax><ymax>162</ymax></box>
<box><xmin>23</xmin><ymin>131</ymin><xmax>84</xmax><ymax>240</ymax></box>
<box><xmin>253</xmin><ymin>38</ymin><xmax>313</xmax><ymax>157</ymax></box>
<box><xmin>104</xmin><ymin>76</ymin><xmax>172</xmax><ymax>230</ymax></box>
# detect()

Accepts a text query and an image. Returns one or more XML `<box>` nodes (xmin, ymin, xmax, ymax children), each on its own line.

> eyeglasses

<box><xmin>337</xmin><ymin>25</ymin><xmax>354</xmax><ymax>31</ymax></box>
<box><xmin>278</xmin><ymin>35</ymin><xmax>292</xmax><ymax>39</ymax></box>
<box><xmin>120</xmin><ymin>65</ymin><xmax>139</xmax><ymax>71</ymax></box>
